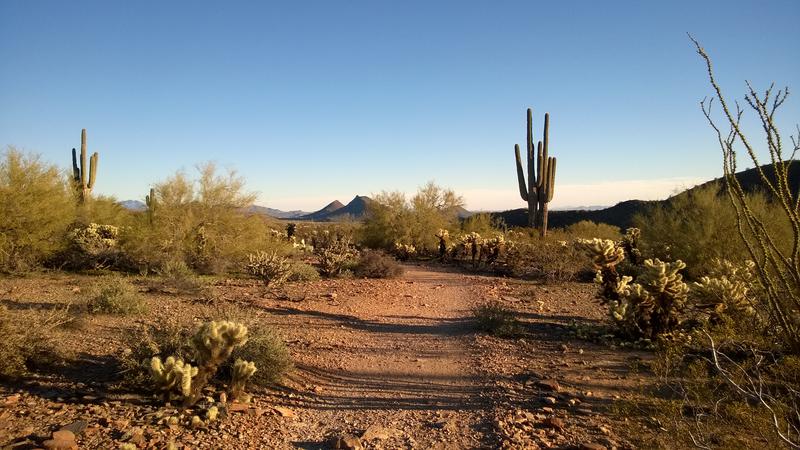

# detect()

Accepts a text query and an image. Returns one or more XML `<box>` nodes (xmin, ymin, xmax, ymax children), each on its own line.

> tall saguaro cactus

<box><xmin>146</xmin><ymin>187</ymin><xmax>157</xmax><ymax>225</ymax></box>
<box><xmin>71</xmin><ymin>129</ymin><xmax>99</xmax><ymax>203</ymax></box>
<box><xmin>514</xmin><ymin>108</ymin><xmax>557</xmax><ymax>236</ymax></box>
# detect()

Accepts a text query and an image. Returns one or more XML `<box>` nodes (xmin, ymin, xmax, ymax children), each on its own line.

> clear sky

<box><xmin>1</xmin><ymin>1</ymin><xmax>798</xmax><ymax>211</ymax></box>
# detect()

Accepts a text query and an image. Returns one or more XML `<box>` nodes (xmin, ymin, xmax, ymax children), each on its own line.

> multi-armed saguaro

<box><xmin>71</xmin><ymin>129</ymin><xmax>99</xmax><ymax>203</ymax></box>
<box><xmin>514</xmin><ymin>108</ymin><xmax>557</xmax><ymax>236</ymax></box>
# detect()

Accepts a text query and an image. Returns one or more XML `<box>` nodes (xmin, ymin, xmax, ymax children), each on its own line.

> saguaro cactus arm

<box><xmin>514</xmin><ymin>144</ymin><xmax>529</xmax><ymax>201</ymax></box>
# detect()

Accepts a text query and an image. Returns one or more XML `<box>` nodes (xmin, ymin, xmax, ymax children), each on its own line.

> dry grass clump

<box><xmin>0</xmin><ymin>304</ymin><xmax>74</xmax><ymax>379</ymax></box>
<box><xmin>226</xmin><ymin>325</ymin><xmax>292</xmax><ymax>386</ymax></box>
<box><xmin>472</xmin><ymin>301</ymin><xmax>523</xmax><ymax>338</ymax></box>
<box><xmin>87</xmin><ymin>276</ymin><xmax>147</xmax><ymax>315</ymax></box>
<box><xmin>354</xmin><ymin>250</ymin><xmax>404</xmax><ymax>279</ymax></box>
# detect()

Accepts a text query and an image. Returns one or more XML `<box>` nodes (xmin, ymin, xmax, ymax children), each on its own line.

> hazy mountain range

<box><xmin>119</xmin><ymin>162</ymin><xmax>798</xmax><ymax>227</ymax></box>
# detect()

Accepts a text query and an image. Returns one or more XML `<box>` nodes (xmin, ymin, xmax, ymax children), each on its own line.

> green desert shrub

<box><xmin>120</xmin><ymin>163</ymin><xmax>289</xmax><ymax>275</ymax></box>
<box><xmin>287</xmin><ymin>261</ymin><xmax>320</xmax><ymax>282</ymax></box>
<box><xmin>504</xmin><ymin>232</ymin><xmax>587</xmax><ymax>282</ymax></box>
<box><xmin>88</xmin><ymin>276</ymin><xmax>147</xmax><ymax>314</ymax></box>
<box><xmin>0</xmin><ymin>148</ymin><xmax>76</xmax><ymax>273</ymax></box>
<box><xmin>472</xmin><ymin>301</ymin><xmax>522</xmax><ymax>338</ymax></box>
<box><xmin>354</xmin><ymin>250</ymin><xmax>404</xmax><ymax>278</ymax></box>
<box><xmin>460</xmin><ymin>212</ymin><xmax>504</xmax><ymax>235</ymax></box>
<box><xmin>633</xmin><ymin>184</ymin><xmax>791</xmax><ymax>279</ymax></box>
<box><xmin>360</xmin><ymin>181</ymin><xmax>464</xmax><ymax>253</ymax></box>
<box><xmin>226</xmin><ymin>325</ymin><xmax>292</xmax><ymax>386</ymax></box>
<box><xmin>563</xmin><ymin>220</ymin><xmax>621</xmax><ymax>241</ymax></box>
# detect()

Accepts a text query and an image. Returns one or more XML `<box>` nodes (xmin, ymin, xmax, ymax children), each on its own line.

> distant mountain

<box><xmin>246</xmin><ymin>205</ymin><xmax>308</xmax><ymax>219</ymax></box>
<box><xmin>494</xmin><ymin>162</ymin><xmax>800</xmax><ymax>229</ymax></box>
<box><xmin>325</xmin><ymin>195</ymin><xmax>373</xmax><ymax>221</ymax></box>
<box><xmin>299</xmin><ymin>200</ymin><xmax>346</xmax><ymax>221</ymax></box>
<box><xmin>119</xmin><ymin>200</ymin><xmax>146</xmax><ymax>211</ymax></box>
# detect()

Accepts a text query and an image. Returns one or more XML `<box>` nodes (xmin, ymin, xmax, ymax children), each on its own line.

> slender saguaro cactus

<box><xmin>514</xmin><ymin>108</ymin><xmax>556</xmax><ymax>236</ymax></box>
<box><xmin>146</xmin><ymin>187</ymin><xmax>157</xmax><ymax>225</ymax></box>
<box><xmin>71</xmin><ymin>129</ymin><xmax>99</xmax><ymax>203</ymax></box>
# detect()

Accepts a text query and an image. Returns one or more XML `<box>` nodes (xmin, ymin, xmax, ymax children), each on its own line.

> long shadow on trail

<box><xmin>258</xmin><ymin>305</ymin><xmax>475</xmax><ymax>337</ymax></box>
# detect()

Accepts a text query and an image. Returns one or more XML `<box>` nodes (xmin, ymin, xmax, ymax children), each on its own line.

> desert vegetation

<box><xmin>1</xmin><ymin>39</ymin><xmax>798</xmax><ymax>450</ymax></box>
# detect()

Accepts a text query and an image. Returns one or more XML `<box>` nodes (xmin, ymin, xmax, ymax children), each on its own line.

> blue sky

<box><xmin>1</xmin><ymin>1</ymin><xmax>798</xmax><ymax>211</ymax></box>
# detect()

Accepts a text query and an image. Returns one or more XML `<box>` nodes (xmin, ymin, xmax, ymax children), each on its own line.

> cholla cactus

<box><xmin>463</xmin><ymin>232</ymin><xmax>483</xmax><ymax>265</ymax></box>
<box><xmin>245</xmin><ymin>250</ymin><xmax>291</xmax><ymax>286</ymax></box>
<box><xmin>316</xmin><ymin>236</ymin><xmax>356</xmax><ymax>276</ymax></box>
<box><xmin>193</xmin><ymin>321</ymin><xmax>249</xmax><ymax>367</ymax></box>
<box><xmin>612</xmin><ymin>259</ymin><xmax>689</xmax><ymax>339</ymax></box>
<box><xmin>621</xmin><ymin>228</ymin><xmax>642</xmax><ymax>264</ymax></box>
<box><xmin>230</xmin><ymin>358</ymin><xmax>257</xmax><ymax>402</ymax></box>
<box><xmin>576</xmin><ymin>238</ymin><xmax>626</xmax><ymax>303</ymax></box>
<box><xmin>435</xmin><ymin>229</ymin><xmax>449</xmax><ymax>259</ymax></box>
<box><xmin>482</xmin><ymin>235</ymin><xmax>507</xmax><ymax>264</ymax></box>
<box><xmin>392</xmin><ymin>242</ymin><xmax>417</xmax><ymax>261</ymax></box>
<box><xmin>575</xmin><ymin>238</ymin><xmax>624</xmax><ymax>269</ymax></box>
<box><xmin>693</xmin><ymin>259</ymin><xmax>758</xmax><ymax>321</ymax></box>
<box><xmin>148</xmin><ymin>356</ymin><xmax>198</xmax><ymax>399</ymax></box>
<box><xmin>69</xmin><ymin>223</ymin><xmax>120</xmax><ymax>255</ymax></box>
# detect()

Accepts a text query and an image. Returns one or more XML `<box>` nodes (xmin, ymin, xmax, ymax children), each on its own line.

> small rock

<box><xmin>229</xmin><ymin>403</ymin><xmax>250</xmax><ymax>413</ymax></box>
<box><xmin>42</xmin><ymin>439</ymin><xmax>77</xmax><ymax>450</ymax></box>
<box><xmin>331</xmin><ymin>434</ymin><xmax>363</xmax><ymax>449</ymax></box>
<box><xmin>580</xmin><ymin>444</ymin><xmax>607</xmax><ymax>450</ymax></box>
<box><xmin>60</xmin><ymin>420</ymin><xmax>88</xmax><ymax>436</ymax></box>
<box><xmin>543</xmin><ymin>396</ymin><xmax>557</xmax><ymax>405</ymax></box>
<box><xmin>536</xmin><ymin>379</ymin><xmax>560</xmax><ymax>392</ymax></box>
<box><xmin>4</xmin><ymin>394</ymin><xmax>21</xmax><ymax>405</ymax></box>
<box><xmin>543</xmin><ymin>417</ymin><xmax>564</xmax><ymax>431</ymax></box>
<box><xmin>51</xmin><ymin>430</ymin><xmax>75</xmax><ymax>442</ymax></box>
<box><xmin>361</xmin><ymin>425</ymin><xmax>394</xmax><ymax>440</ymax></box>
<box><xmin>273</xmin><ymin>406</ymin><xmax>296</xmax><ymax>419</ymax></box>
<box><xmin>323</xmin><ymin>292</ymin><xmax>338</xmax><ymax>299</ymax></box>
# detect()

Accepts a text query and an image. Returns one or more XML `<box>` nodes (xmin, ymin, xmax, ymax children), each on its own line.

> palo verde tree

<box><xmin>514</xmin><ymin>108</ymin><xmax>557</xmax><ymax>236</ymax></box>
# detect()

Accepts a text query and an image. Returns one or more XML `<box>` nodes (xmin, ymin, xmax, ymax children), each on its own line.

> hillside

<box><xmin>299</xmin><ymin>200</ymin><xmax>346</xmax><ymax>221</ymax></box>
<box><xmin>495</xmin><ymin>162</ymin><xmax>799</xmax><ymax>229</ymax></box>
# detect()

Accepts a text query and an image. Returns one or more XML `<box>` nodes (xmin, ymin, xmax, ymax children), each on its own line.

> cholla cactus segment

<box><xmin>575</xmin><ymin>238</ymin><xmax>624</xmax><ymax>269</ymax></box>
<box><xmin>192</xmin><ymin>321</ymin><xmax>249</xmax><ymax>368</ymax></box>
<box><xmin>206</xmin><ymin>406</ymin><xmax>219</xmax><ymax>422</ymax></box>
<box><xmin>435</xmin><ymin>229</ymin><xmax>449</xmax><ymax>239</ymax></box>
<box><xmin>245</xmin><ymin>250</ymin><xmax>291</xmax><ymax>286</ymax></box>
<box><xmin>230</xmin><ymin>358</ymin><xmax>257</xmax><ymax>401</ymax></box>
<box><xmin>693</xmin><ymin>259</ymin><xmax>757</xmax><ymax>318</ymax></box>
<box><xmin>232</xmin><ymin>358</ymin><xmax>257</xmax><ymax>382</ymax></box>
<box><xmin>148</xmin><ymin>356</ymin><xmax>198</xmax><ymax>398</ymax></box>
<box><xmin>636</xmin><ymin>259</ymin><xmax>689</xmax><ymax>304</ymax></box>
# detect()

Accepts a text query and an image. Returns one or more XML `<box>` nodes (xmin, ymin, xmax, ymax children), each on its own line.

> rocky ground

<box><xmin>0</xmin><ymin>264</ymin><xmax>657</xmax><ymax>449</ymax></box>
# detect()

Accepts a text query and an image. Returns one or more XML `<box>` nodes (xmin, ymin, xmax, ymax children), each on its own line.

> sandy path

<box><xmin>252</xmin><ymin>264</ymin><xmax>494</xmax><ymax>448</ymax></box>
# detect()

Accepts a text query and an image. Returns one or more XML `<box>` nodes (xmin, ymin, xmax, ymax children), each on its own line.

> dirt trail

<box><xmin>255</xmin><ymin>265</ymin><xmax>494</xmax><ymax>448</ymax></box>
<box><xmin>1</xmin><ymin>265</ymin><xmax>649</xmax><ymax>449</ymax></box>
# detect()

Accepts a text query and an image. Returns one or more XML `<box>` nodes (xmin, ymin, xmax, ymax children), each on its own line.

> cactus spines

<box><xmin>145</xmin><ymin>188</ymin><xmax>157</xmax><ymax>225</ymax></box>
<box><xmin>71</xmin><ymin>129</ymin><xmax>99</xmax><ymax>203</ymax></box>
<box><xmin>148</xmin><ymin>356</ymin><xmax>198</xmax><ymax>399</ymax></box>
<box><xmin>514</xmin><ymin>109</ymin><xmax>556</xmax><ymax>236</ymax></box>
